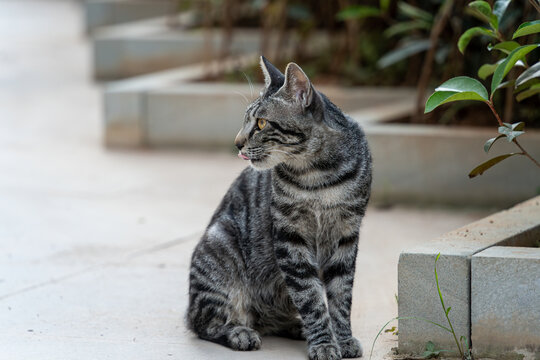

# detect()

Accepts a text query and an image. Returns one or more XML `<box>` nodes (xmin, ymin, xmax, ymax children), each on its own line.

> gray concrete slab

<box><xmin>0</xmin><ymin>1</ymin><xmax>491</xmax><ymax>359</ymax></box>
<box><xmin>85</xmin><ymin>0</ymin><xmax>175</xmax><ymax>33</ymax></box>
<box><xmin>471</xmin><ymin>246</ymin><xmax>540</xmax><ymax>358</ymax></box>
<box><xmin>398</xmin><ymin>198</ymin><xmax>540</xmax><ymax>356</ymax></box>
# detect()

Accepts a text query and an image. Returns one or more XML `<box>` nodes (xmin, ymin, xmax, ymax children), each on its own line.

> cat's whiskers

<box><xmin>232</xmin><ymin>90</ymin><xmax>250</xmax><ymax>105</ymax></box>
<box><xmin>241</xmin><ymin>71</ymin><xmax>255</xmax><ymax>100</ymax></box>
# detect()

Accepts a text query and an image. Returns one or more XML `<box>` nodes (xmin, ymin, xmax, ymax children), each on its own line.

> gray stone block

<box><xmin>85</xmin><ymin>0</ymin><xmax>174</xmax><ymax>33</ymax></box>
<box><xmin>472</xmin><ymin>246</ymin><xmax>540</xmax><ymax>358</ymax></box>
<box><xmin>93</xmin><ymin>23</ymin><xmax>330</xmax><ymax>79</ymax></box>
<box><xmin>398</xmin><ymin>197</ymin><xmax>540</xmax><ymax>355</ymax></box>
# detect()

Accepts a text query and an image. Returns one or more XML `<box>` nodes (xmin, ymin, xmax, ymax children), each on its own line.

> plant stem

<box><xmin>513</xmin><ymin>139</ymin><xmax>540</xmax><ymax>168</ymax></box>
<box><xmin>485</xmin><ymin>100</ymin><xmax>504</xmax><ymax>127</ymax></box>
<box><xmin>529</xmin><ymin>0</ymin><xmax>540</xmax><ymax>14</ymax></box>
<box><xmin>434</xmin><ymin>255</ymin><xmax>464</xmax><ymax>358</ymax></box>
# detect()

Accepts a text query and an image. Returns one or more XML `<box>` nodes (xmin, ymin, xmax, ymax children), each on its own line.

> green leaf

<box><xmin>336</xmin><ymin>5</ymin><xmax>380</xmax><ymax>20</ymax></box>
<box><xmin>489</xmin><ymin>41</ymin><xmax>520</xmax><ymax>55</ymax></box>
<box><xmin>467</xmin><ymin>1</ymin><xmax>498</xmax><ymax>30</ymax></box>
<box><xmin>511</xmin><ymin>122</ymin><xmax>525</xmax><ymax>131</ymax></box>
<box><xmin>398</xmin><ymin>2</ymin><xmax>433</xmax><ymax>22</ymax></box>
<box><xmin>484</xmin><ymin>134</ymin><xmax>505</xmax><ymax>153</ymax></box>
<box><xmin>478</xmin><ymin>60</ymin><xmax>504</xmax><ymax>80</ymax></box>
<box><xmin>435</xmin><ymin>76</ymin><xmax>489</xmax><ymax>99</ymax></box>
<box><xmin>495</xmin><ymin>79</ymin><xmax>515</xmax><ymax>91</ymax></box>
<box><xmin>377</xmin><ymin>39</ymin><xmax>431</xmax><ymax>68</ymax></box>
<box><xmin>516</xmin><ymin>83</ymin><xmax>540</xmax><ymax>101</ymax></box>
<box><xmin>384</xmin><ymin>20</ymin><xmax>432</xmax><ymax>38</ymax></box>
<box><xmin>384</xmin><ymin>326</ymin><xmax>396</xmax><ymax>333</ymax></box>
<box><xmin>498</xmin><ymin>123</ymin><xmax>525</xmax><ymax>141</ymax></box>
<box><xmin>512</xmin><ymin>20</ymin><xmax>540</xmax><ymax>39</ymax></box>
<box><xmin>426</xmin><ymin>341</ymin><xmax>436</xmax><ymax>352</ymax></box>
<box><xmin>458</xmin><ymin>27</ymin><xmax>496</xmax><ymax>54</ymax></box>
<box><xmin>425</xmin><ymin>76</ymin><xmax>489</xmax><ymax>113</ymax></box>
<box><xmin>491</xmin><ymin>45</ymin><xmax>540</xmax><ymax>95</ymax></box>
<box><xmin>493</xmin><ymin>0</ymin><xmax>511</xmax><ymax>25</ymax></box>
<box><xmin>516</xmin><ymin>62</ymin><xmax>540</xmax><ymax>87</ymax></box>
<box><xmin>445</xmin><ymin>307</ymin><xmax>452</xmax><ymax>316</ymax></box>
<box><xmin>468</xmin><ymin>153</ymin><xmax>522</xmax><ymax>178</ymax></box>
<box><xmin>516</xmin><ymin>78</ymin><xmax>540</xmax><ymax>93</ymax></box>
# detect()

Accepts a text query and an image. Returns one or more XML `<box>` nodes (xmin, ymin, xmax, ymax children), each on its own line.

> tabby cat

<box><xmin>186</xmin><ymin>56</ymin><xmax>372</xmax><ymax>360</ymax></box>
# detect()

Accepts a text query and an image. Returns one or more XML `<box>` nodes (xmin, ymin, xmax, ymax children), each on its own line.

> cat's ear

<box><xmin>260</xmin><ymin>56</ymin><xmax>284</xmax><ymax>90</ymax></box>
<box><xmin>280</xmin><ymin>62</ymin><xmax>313</xmax><ymax>108</ymax></box>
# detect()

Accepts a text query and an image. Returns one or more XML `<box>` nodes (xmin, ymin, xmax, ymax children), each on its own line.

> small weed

<box><xmin>369</xmin><ymin>253</ymin><xmax>474</xmax><ymax>360</ymax></box>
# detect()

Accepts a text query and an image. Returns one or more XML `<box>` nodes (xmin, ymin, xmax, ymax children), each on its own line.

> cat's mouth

<box><xmin>238</xmin><ymin>151</ymin><xmax>250</xmax><ymax>160</ymax></box>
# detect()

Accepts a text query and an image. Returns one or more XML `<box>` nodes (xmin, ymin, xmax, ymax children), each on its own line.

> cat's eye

<box><xmin>257</xmin><ymin>118</ymin><xmax>267</xmax><ymax>130</ymax></box>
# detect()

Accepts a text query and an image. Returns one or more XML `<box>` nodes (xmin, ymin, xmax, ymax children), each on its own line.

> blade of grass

<box><xmin>435</xmin><ymin>253</ymin><xmax>464</xmax><ymax>358</ymax></box>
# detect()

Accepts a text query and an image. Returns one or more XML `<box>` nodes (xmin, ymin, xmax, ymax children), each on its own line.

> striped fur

<box><xmin>187</xmin><ymin>57</ymin><xmax>372</xmax><ymax>360</ymax></box>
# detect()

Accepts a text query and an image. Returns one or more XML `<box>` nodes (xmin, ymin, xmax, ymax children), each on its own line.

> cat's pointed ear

<box><xmin>280</xmin><ymin>62</ymin><xmax>313</xmax><ymax>108</ymax></box>
<box><xmin>260</xmin><ymin>55</ymin><xmax>284</xmax><ymax>90</ymax></box>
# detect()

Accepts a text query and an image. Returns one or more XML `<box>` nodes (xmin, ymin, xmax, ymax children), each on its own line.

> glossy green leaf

<box><xmin>435</xmin><ymin>76</ymin><xmax>489</xmax><ymax>99</ymax></box>
<box><xmin>377</xmin><ymin>39</ymin><xmax>431</xmax><ymax>68</ymax></box>
<box><xmin>458</xmin><ymin>27</ymin><xmax>495</xmax><ymax>54</ymax></box>
<box><xmin>484</xmin><ymin>134</ymin><xmax>505</xmax><ymax>153</ymax></box>
<box><xmin>515</xmin><ymin>78</ymin><xmax>540</xmax><ymax>93</ymax></box>
<box><xmin>516</xmin><ymin>83</ymin><xmax>540</xmax><ymax>101</ymax></box>
<box><xmin>493</xmin><ymin>0</ymin><xmax>511</xmax><ymax>24</ymax></box>
<box><xmin>498</xmin><ymin>123</ymin><xmax>525</xmax><ymax>141</ymax></box>
<box><xmin>468</xmin><ymin>153</ymin><xmax>522</xmax><ymax>178</ymax></box>
<box><xmin>491</xmin><ymin>45</ymin><xmax>540</xmax><ymax>95</ymax></box>
<box><xmin>336</xmin><ymin>5</ymin><xmax>380</xmax><ymax>20</ymax></box>
<box><xmin>512</xmin><ymin>20</ymin><xmax>540</xmax><ymax>39</ymax></box>
<box><xmin>384</xmin><ymin>20</ymin><xmax>432</xmax><ymax>38</ymax></box>
<box><xmin>495</xmin><ymin>79</ymin><xmax>515</xmax><ymax>91</ymax></box>
<box><xmin>398</xmin><ymin>2</ymin><xmax>433</xmax><ymax>22</ymax></box>
<box><xmin>489</xmin><ymin>41</ymin><xmax>520</xmax><ymax>54</ymax></box>
<box><xmin>516</xmin><ymin>62</ymin><xmax>540</xmax><ymax>87</ymax></box>
<box><xmin>478</xmin><ymin>60</ymin><xmax>503</xmax><ymax>80</ymax></box>
<box><xmin>425</xmin><ymin>76</ymin><xmax>489</xmax><ymax>113</ymax></box>
<box><xmin>467</xmin><ymin>1</ymin><xmax>498</xmax><ymax>30</ymax></box>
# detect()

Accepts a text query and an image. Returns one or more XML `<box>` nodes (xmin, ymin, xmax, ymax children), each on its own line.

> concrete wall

<box><xmin>85</xmin><ymin>0</ymin><xmax>175</xmax><ymax>33</ymax></box>
<box><xmin>472</xmin><ymin>246</ymin><xmax>540</xmax><ymax>358</ymax></box>
<box><xmin>398</xmin><ymin>197</ymin><xmax>540</xmax><ymax>357</ymax></box>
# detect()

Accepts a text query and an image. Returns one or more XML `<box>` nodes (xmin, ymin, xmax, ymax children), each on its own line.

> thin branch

<box><xmin>513</xmin><ymin>139</ymin><xmax>540</xmax><ymax>168</ymax></box>
<box><xmin>528</xmin><ymin>0</ymin><xmax>540</xmax><ymax>14</ymax></box>
<box><xmin>485</xmin><ymin>100</ymin><xmax>504</xmax><ymax>127</ymax></box>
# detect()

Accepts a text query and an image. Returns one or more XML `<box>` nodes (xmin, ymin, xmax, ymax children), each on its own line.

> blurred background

<box><xmin>0</xmin><ymin>0</ymin><xmax>538</xmax><ymax>359</ymax></box>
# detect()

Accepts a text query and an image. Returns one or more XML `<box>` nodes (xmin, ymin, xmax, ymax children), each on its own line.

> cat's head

<box><xmin>234</xmin><ymin>56</ymin><xmax>323</xmax><ymax>170</ymax></box>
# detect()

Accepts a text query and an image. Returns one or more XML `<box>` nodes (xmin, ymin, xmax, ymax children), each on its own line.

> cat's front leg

<box><xmin>274</xmin><ymin>226</ymin><xmax>341</xmax><ymax>360</ymax></box>
<box><xmin>322</xmin><ymin>232</ymin><xmax>362</xmax><ymax>358</ymax></box>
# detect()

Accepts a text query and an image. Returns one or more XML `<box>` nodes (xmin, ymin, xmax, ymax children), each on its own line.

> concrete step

<box><xmin>84</xmin><ymin>0</ymin><xmax>176</xmax><ymax>34</ymax></box>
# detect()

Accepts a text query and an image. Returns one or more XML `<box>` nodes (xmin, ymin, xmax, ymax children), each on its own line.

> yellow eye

<box><xmin>257</xmin><ymin>118</ymin><xmax>267</xmax><ymax>130</ymax></box>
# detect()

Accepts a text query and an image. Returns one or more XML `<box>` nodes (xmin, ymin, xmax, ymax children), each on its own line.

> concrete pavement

<box><xmin>0</xmin><ymin>2</ymin><xmax>489</xmax><ymax>359</ymax></box>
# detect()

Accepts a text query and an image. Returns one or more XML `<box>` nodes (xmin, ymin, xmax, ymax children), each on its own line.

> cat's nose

<box><xmin>234</xmin><ymin>133</ymin><xmax>246</xmax><ymax>150</ymax></box>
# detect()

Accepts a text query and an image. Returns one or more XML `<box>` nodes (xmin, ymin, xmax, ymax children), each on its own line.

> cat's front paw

<box><xmin>227</xmin><ymin>326</ymin><xmax>261</xmax><ymax>351</ymax></box>
<box><xmin>339</xmin><ymin>337</ymin><xmax>363</xmax><ymax>358</ymax></box>
<box><xmin>308</xmin><ymin>343</ymin><xmax>342</xmax><ymax>360</ymax></box>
